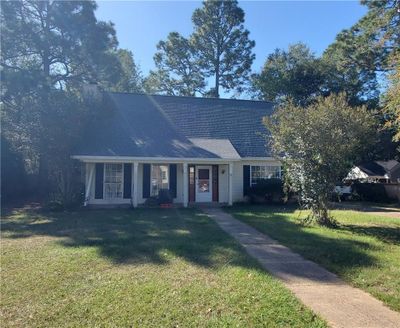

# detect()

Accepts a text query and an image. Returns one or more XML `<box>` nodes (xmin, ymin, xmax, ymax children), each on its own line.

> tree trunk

<box><xmin>37</xmin><ymin>0</ymin><xmax>51</xmax><ymax>196</ymax></box>
<box><xmin>215</xmin><ymin>65</ymin><xmax>220</xmax><ymax>98</ymax></box>
<box><xmin>214</xmin><ymin>41</ymin><xmax>221</xmax><ymax>98</ymax></box>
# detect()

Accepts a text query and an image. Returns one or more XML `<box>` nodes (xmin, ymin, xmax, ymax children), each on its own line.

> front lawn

<box><xmin>226</xmin><ymin>205</ymin><xmax>400</xmax><ymax>312</ymax></box>
<box><xmin>1</xmin><ymin>208</ymin><xmax>326</xmax><ymax>327</ymax></box>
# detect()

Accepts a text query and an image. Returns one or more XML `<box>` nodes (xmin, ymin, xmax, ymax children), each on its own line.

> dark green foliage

<box><xmin>1</xmin><ymin>0</ymin><xmax>121</xmax><ymax>94</ymax></box>
<box><xmin>192</xmin><ymin>0</ymin><xmax>255</xmax><ymax>97</ymax></box>
<box><xmin>247</xmin><ymin>179</ymin><xmax>284</xmax><ymax>204</ymax></box>
<box><xmin>383</xmin><ymin>52</ymin><xmax>400</xmax><ymax>150</ymax></box>
<box><xmin>322</xmin><ymin>0</ymin><xmax>399</xmax><ymax>108</ymax></box>
<box><xmin>148</xmin><ymin>0</ymin><xmax>255</xmax><ymax>97</ymax></box>
<box><xmin>158</xmin><ymin>189</ymin><xmax>173</xmax><ymax>204</ymax></box>
<box><xmin>252</xmin><ymin>43</ymin><xmax>326</xmax><ymax>106</ymax></box>
<box><xmin>110</xmin><ymin>49</ymin><xmax>144</xmax><ymax>93</ymax></box>
<box><xmin>44</xmin><ymin>200</ymin><xmax>66</xmax><ymax>212</ymax></box>
<box><xmin>145</xmin><ymin>32</ymin><xmax>205</xmax><ymax>96</ymax></box>
<box><xmin>253</xmin><ymin>1</ymin><xmax>399</xmax><ymax>109</ymax></box>
<box><xmin>143</xmin><ymin>189</ymin><xmax>173</xmax><ymax>206</ymax></box>
<box><xmin>143</xmin><ymin>197</ymin><xmax>159</xmax><ymax>207</ymax></box>
<box><xmin>265</xmin><ymin>93</ymin><xmax>377</xmax><ymax>226</ymax></box>
<box><xmin>1</xmin><ymin>135</ymin><xmax>28</xmax><ymax>201</ymax></box>
<box><xmin>0</xmin><ymin>0</ymin><xmax>124</xmax><ymax>205</ymax></box>
<box><xmin>352</xmin><ymin>183</ymin><xmax>392</xmax><ymax>203</ymax></box>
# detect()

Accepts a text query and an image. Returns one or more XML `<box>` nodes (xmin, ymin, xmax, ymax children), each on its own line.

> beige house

<box><xmin>72</xmin><ymin>92</ymin><xmax>281</xmax><ymax>207</ymax></box>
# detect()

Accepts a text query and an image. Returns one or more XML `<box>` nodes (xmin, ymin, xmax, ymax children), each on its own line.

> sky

<box><xmin>95</xmin><ymin>0</ymin><xmax>367</xmax><ymax>75</ymax></box>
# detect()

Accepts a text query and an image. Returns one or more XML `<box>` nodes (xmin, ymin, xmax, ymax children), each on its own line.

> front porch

<box><xmin>82</xmin><ymin>160</ymin><xmax>235</xmax><ymax>207</ymax></box>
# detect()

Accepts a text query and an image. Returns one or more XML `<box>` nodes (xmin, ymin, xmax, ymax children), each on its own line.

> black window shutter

<box><xmin>143</xmin><ymin>164</ymin><xmax>151</xmax><ymax>198</ymax></box>
<box><xmin>243</xmin><ymin>165</ymin><xmax>250</xmax><ymax>196</ymax></box>
<box><xmin>95</xmin><ymin>163</ymin><xmax>104</xmax><ymax>199</ymax></box>
<box><xmin>169</xmin><ymin>164</ymin><xmax>177</xmax><ymax>198</ymax></box>
<box><xmin>123</xmin><ymin>163</ymin><xmax>132</xmax><ymax>199</ymax></box>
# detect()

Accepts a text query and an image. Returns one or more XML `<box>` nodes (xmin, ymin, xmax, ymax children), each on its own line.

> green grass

<box><xmin>226</xmin><ymin>205</ymin><xmax>400</xmax><ymax>312</ymax></box>
<box><xmin>1</xmin><ymin>208</ymin><xmax>326</xmax><ymax>327</ymax></box>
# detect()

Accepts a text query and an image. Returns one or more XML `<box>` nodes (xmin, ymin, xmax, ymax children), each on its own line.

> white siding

<box><xmin>85</xmin><ymin>160</ymin><xmax>281</xmax><ymax>206</ymax></box>
<box><xmin>218</xmin><ymin>164</ymin><xmax>229</xmax><ymax>203</ymax></box>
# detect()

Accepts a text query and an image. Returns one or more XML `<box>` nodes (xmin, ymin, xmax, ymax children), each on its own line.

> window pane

<box><xmin>250</xmin><ymin>165</ymin><xmax>281</xmax><ymax>186</ymax></box>
<box><xmin>104</xmin><ymin>163</ymin><xmax>123</xmax><ymax>199</ymax></box>
<box><xmin>198</xmin><ymin>169</ymin><xmax>209</xmax><ymax>179</ymax></box>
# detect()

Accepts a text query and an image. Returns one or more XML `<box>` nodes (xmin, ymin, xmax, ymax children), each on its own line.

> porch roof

<box><xmin>188</xmin><ymin>138</ymin><xmax>241</xmax><ymax>160</ymax></box>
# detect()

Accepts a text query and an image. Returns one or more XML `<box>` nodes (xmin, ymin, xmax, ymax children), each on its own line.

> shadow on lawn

<box><xmin>229</xmin><ymin>206</ymin><xmax>383</xmax><ymax>274</ymax></box>
<box><xmin>1</xmin><ymin>205</ymin><xmax>386</xmax><ymax>282</ymax></box>
<box><xmin>337</xmin><ymin>224</ymin><xmax>400</xmax><ymax>245</ymax></box>
<box><xmin>1</xmin><ymin>208</ymin><xmax>255</xmax><ymax>269</ymax></box>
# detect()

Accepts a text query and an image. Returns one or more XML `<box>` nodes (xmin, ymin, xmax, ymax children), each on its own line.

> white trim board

<box><xmin>72</xmin><ymin>155</ymin><xmax>279</xmax><ymax>163</ymax></box>
<box><xmin>72</xmin><ymin>155</ymin><xmax>240</xmax><ymax>163</ymax></box>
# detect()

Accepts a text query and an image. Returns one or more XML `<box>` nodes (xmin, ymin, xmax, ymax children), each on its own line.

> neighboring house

<box><xmin>72</xmin><ymin>92</ymin><xmax>281</xmax><ymax>207</ymax></box>
<box><xmin>346</xmin><ymin>160</ymin><xmax>400</xmax><ymax>183</ymax></box>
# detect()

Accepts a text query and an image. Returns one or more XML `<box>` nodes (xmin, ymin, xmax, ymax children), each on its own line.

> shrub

<box><xmin>158</xmin><ymin>189</ymin><xmax>173</xmax><ymax>204</ymax></box>
<box><xmin>352</xmin><ymin>183</ymin><xmax>391</xmax><ymax>203</ymax></box>
<box><xmin>144</xmin><ymin>196</ymin><xmax>159</xmax><ymax>207</ymax></box>
<box><xmin>247</xmin><ymin>178</ymin><xmax>284</xmax><ymax>204</ymax></box>
<box><xmin>45</xmin><ymin>200</ymin><xmax>65</xmax><ymax>212</ymax></box>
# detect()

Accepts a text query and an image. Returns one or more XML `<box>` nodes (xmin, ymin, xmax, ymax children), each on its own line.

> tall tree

<box><xmin>1</xmin><ymin>0</ymin><xmax>120</xmax><ymax>196</ymax></box>
<box><xmin>150</xmin><ymin>0</ymin><xmax>255</xmax><ymax>97</ymax></box>
<box><xmin>110</xmin><ymin>49</ymin><xmax>144</xmax><ymax>93</ymax></box>
<box><xmin>384</xmin><ymin>52</ymin><xmax>400</xmax><ymax>146</ymax></box>
<box><xmin>322</xmin><ymin>0</ymin><xmax>400</xmax><ymax>106</ymax></box>
<box><xmin>252</xmin><ymin>43</ymin><xmax>326</xmax><ymax>106</ymax></box>
<box><xmin>192</xmin><ymin>0</ymin><xmax>255</xmax><ymax>97</ymax></box>
<box><xmin>265</xmin><ymin>94</ymin><xmax>377</xmax><ymax>226</ymax></box>
<box><xmin>144</xmin><ymin>32</ymin><xmax>204</xmax><ymax>96</ymax></box>
<box><xmin>1</xmin><ymin>0</ymin><xmax>120</xmax><ymax>96</ymax></box>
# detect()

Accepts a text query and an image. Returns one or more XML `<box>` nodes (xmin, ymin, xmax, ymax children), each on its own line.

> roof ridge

<box><xmin>105</xmin><ymin>91</ymin><xmax>275</xmax><ymax>106</ymax></box>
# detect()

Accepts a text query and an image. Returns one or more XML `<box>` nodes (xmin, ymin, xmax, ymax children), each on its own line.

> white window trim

<box><xmin>150</xmin><ymin>164</ymin><xmax>170</xmax><ymax>197</ymax></box>
<box><xmin>250</xmin><ymin>165</ymin><xmax>282</xmax><ymax>186</ymax></box>
<box><xmin>103</xmin><ymin>163</ymin><xmax>124</xmax><ymax>200</ymax></box>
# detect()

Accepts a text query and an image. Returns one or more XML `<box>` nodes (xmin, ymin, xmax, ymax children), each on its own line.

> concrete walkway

<box><xmin>203</xmin><ymin>208</ymin><xmax>400</xmax><ymax>328</ymax></box>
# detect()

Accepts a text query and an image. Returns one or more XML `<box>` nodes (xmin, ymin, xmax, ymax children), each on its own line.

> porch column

<box><xmin>84</xmin><ymin>163</ymin><xmax>94</xmax><ymax>206</ymax></box>
<box><xmin>133</xmin><ymin>162</ymin><xmax>139</xmax><ymax>207</ymax></box>
<box><xmin>228</xmin><ymin>163</ymin><xmax>233</xmax><ymax>206</ymax></box>
<box><xmin>183</xmin><ymin>163</ymin><xmax>188</xmax><ymax>207</ymax></box>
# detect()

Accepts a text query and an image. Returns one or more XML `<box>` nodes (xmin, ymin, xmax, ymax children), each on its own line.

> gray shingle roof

<box><xmin>74</xmin><ymin>92</ymin><xmax>273</xmax><ymax>159</ymax></box>
<box><xmin>358</xmin><ymin>160</ymin><xmax>400</xmax><ymax>176</ymax></box>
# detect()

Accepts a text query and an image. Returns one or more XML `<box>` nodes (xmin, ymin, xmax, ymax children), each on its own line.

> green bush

<box><xmin>144</xmin><ymin>190</ymin><xmax>173</xmax><ymax>207</ymax></box>
<box><xmin>144</xmin><ymin>196</ymin><xmax>159</xmax><ymax>207</ymax></box>
<box><xmin>247</xmin><ymin>178</ymin><xmax>284</xmax><ymax>204</ymax></box>
<box><xmin>352</xmin><ymin>183</ymin><xmax>391</xmax><ymax>203</ymax></box>
<box><xmin>158</xmin><ymin>189</ymin><xmax>173</xmax><ymax>204</ymax></box>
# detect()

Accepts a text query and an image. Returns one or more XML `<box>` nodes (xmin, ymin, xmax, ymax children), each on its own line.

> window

<box><xmin>197</xmin><ymin>168</ymin><xmax>210</xmax><ymax>193</ymax></box>
<box><xmin>250</xmin><ymin>165</ymin><xmax>281</xmax><ymax>186</ymax></box>
<box><xmin>104</xmin><ymin>164</ymin><xmax>123</xmax><ymax>199</ymax></box>
<box><xmin>151</xmin><ymin>164</ymin><xmax>169</xmax><ymax>196</ymax></box>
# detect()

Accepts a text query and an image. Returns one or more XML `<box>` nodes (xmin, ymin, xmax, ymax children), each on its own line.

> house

<box><xmin>346</xmin><ymin>160</ymin><xmax>400</xmax><ymax>183</ymax></box>
<box><xmin>72</xmin><ymin>92</ymin><xmax>281</xmax><ymax>207</ymax></box>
